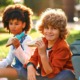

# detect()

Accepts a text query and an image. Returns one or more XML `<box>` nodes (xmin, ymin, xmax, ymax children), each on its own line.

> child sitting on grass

<box><xmin>26</xmin><ymin>8</ymin><xmax>76</xmax><ymax>80</ymax></box>
<box><xmin>0</xmin><ymin>4</ymin><xmax>33</xmax><ymax>80</ymax></box>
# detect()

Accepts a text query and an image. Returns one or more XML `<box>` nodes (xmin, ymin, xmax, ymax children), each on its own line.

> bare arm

<box><xmin>27</xmin><ymin>64</ymin><xmax>37</xmax><ymax>80</ymax></box>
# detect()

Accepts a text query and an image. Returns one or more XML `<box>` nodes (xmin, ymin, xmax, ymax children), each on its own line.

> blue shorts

<box><xmin>14</xmin><ymin>67</ymin><xmax>41</xmax><ymax>80</ymax></box>
<box><xmin>14</xmin><ymin>67</ymin><xmax>76</xmax><ymax>80</ymax></box>
<box><xmin>14</xmin><ymin>67</ymin><xmax>27</xmax><ymax>80</ymax></box>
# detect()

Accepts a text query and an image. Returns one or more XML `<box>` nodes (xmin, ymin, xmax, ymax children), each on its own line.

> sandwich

<box><xmin>6</xmin><ymin>37</ymin><xmax>16</xmax><ymax>47</ymax></box>
<box><xmin>27</xmin><ymin>37</ymin><xmax>42</xmax><ymax>47</ymax></box>
<box><xmin>6</xmin><ymin>32</ymin><xmax>25</xmax><ymax>47</ymax></box>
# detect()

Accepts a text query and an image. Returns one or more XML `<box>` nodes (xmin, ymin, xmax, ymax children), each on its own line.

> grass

<box><xmin>67</xmin><ymin>30</ymin><xmax>80</xmax><ymax>44</ymax></box>
<box><xmin>0</xmin><ymin>28</ymin><xmax>80</xmax><ymax>58</ymax></box>
<box><xmin>0</xmin><ymin>33</ymin><xmax>12</xmax><ymax>59</ymax></box>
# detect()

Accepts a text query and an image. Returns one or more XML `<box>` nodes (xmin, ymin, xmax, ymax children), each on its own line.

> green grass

<box><xmin>67</xmin><ymin>30</ymin><xmax>80</xmax><ymax>44</ymax></box>
<box><xmin>0</xmin><ymin>33</ymin><xmax>12</xmax><ymax>59</ymax></box>
<box><xmin>0</xmin><ymin>28</ymin><xmax>80</xmax><ymax>58</ymax></box>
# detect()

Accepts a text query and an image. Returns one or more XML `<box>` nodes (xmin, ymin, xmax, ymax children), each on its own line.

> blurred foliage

<box><xmin>67</xmin><ymin>30</ymin><xmax>80</xmax><ymax>44</ymax></box>
<box><xmin>0</xmin><ymin>28</ymin><xmax>8</xmax><ymax>33</ymax></box>
<box><xmin>24</xmin><ymin>0</ymin><xmax>75</xmax><ymax>22</ymax></box>
<box><xmin>0</xmin><ymin>0</ymin><xmax>13</xmax><ymax>7</ymax></box>
<box><xmin>24</xmin><ymin>0</ymin><xmax>49</xmax><ymax>15</ymax></box>
<box><xmin>0</xmin><ymin>0</ymin><xmax>76</xmax><ymax>22</ymax></box>
<box><xmin>0</xmin><ymin>0</ymin><xmax>13</xmax><ymax>16</ymax></box>
<box><xmin>76</xmin><ymin>0</ymin><xmax>80</xmax><ymax>4</ymax></box>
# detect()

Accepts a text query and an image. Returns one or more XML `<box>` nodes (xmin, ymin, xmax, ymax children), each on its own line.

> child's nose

<box><xmin>11</xmin><ymin>25</ymin><xmax>16</xmax><ymax>28</ymax></box>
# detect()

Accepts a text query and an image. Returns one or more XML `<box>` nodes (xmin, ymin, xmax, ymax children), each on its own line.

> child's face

<box><xmin>43</xmin><ymin>25</ymin><xmax>60</xmax><ymax>42</ymax></box>
<box><xmin>9</xmin><ymin>19</ymin><xmax>25</xmax><ymax>35</ymax></box>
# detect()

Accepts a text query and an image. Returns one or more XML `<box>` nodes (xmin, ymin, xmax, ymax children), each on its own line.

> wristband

<box><xmin>27</xmin><ymin>62</ymin><xmax>36</xmax><ymax>69</ymax></box>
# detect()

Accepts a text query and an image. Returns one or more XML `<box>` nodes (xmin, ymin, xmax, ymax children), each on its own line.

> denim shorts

<box><xmin>14</xmin><ymin>66</ymin><xmax>41</xmax><ymax>80</ymax></box>
<box><xmin>14</xmin><ymin>67</ymin><xmax>76</xmax><ymax>80</ymax></box>
<box><xmin>14</xmin><ymin>67</ymin><xmax>27</xmax><ymax>80</ymax></box>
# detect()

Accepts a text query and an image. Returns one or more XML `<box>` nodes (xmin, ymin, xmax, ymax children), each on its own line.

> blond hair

<box><xmin>36</xmin><ymin>8</ymin><xmax>69</xmax><ymax>39</ymax></box>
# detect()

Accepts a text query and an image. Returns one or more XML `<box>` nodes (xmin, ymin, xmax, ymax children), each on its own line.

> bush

<box><xmin>0</xmin><ymin>0</ymin><xmax>13</xmax><ymax>7</ymax></box>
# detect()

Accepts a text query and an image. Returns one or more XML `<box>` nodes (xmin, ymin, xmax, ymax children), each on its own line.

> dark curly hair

<box><xmin>36</xmin><ymin>8</ymin><xmax>69</xmax><ymax>39</ymax></box>
<box><xmin>2</xmin><ymin>4</ymin><xmax>33</xmax><ymax>33</ymax></box>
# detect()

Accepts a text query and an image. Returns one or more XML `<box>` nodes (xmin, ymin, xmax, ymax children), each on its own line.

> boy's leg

<box><xmin>36</xmin><ymin>76</ymin><xmax>49</xmax><ymax>80</ymax></box>
<box><xmin>19</xmin><ymin>68</ymin><xmax>76</xmax><ymax>80</ymax></box>
<box><xmin>36</xmin><ymin>70</ymin><xmax>76</xmax><ymax>80</ymax></box>
<box><xmin>50</xmin><ymin>70</ymin><xmax>76</xmax><ymax>80</ymax></box>
<box><xmin>0</xmin><ymin>67</ymin><xmax>18</xmax><ymax>79</ymax></box>
<box><xmin>19</xmin><ymin>68</ymin><xmax>48</xmax><ymax>80</ymax></box>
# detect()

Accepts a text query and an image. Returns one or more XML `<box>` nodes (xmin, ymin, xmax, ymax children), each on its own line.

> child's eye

<box><xmin>53</xmin><ymin>27</ymin><xmax>57</xmax><ymax>29</ymax></box>
<box><xmin>52</xmin><ymin>27</ymin><xmax>57</xmax><ymax>29</ymax></box>
<box><xmin>9</xmin><ymin>22</ymin><xmax>12</xmax><ymax>25</ymax></box>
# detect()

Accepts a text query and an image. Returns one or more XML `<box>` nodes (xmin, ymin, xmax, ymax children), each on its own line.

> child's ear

<box><xmin>22</xmin><ymin>22</ymin><xmax>26</xmax><ymax>28</ymax></box>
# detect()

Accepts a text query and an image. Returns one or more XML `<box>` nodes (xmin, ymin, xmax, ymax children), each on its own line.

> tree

<box><xmin>24</xmin><ymin>0</ymin><xmax>49</xmax><ymax>15</ymax></box>
<box><xmin>0</xmin><ymin>0</ymin><xmax>13</xmax><ymax>7</ymax></box>
<box><xmin>0</xmin><ymin>0</ymin><xmax>13</xmax><ymax>16</ymax></box>
<box><xmin>62</xmin><ymin>0</ymin><xmax>75</xmax><ymax>22</ymax></box>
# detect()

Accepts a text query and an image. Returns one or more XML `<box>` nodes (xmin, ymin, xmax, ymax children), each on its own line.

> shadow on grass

<box><xmin>0</xmin><ymin>38</ymin><xmax>8</xmax><ymax>45</ymax></box>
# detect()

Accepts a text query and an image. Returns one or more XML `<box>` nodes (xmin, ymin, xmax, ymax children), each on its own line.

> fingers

<box><xmin>35</xmin><ymin>40</ymin><xmax>44</xmax><ymax>47</ymax></box>
<box><xmin>6</xmin><ymin>37</ymin><xmax>16</xmax><ymax>47</ymax></box>
<box><xmin>12</xmin><ymin>37</ymin><xmax>18</xmax><ymax>42</ymax></box>
<box><xmin>12</xmin><ymin>37</ymin><xmax>20</xmax><ymax>48</ymax></box>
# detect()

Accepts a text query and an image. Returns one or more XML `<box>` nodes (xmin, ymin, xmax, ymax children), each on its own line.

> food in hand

<box><xmin>6</xmin><ymin>37</ymin><xmax>16</xmax><ymax>47</ymax></box>
<box><xmin>27</xmin><ymin>37</ymin><xmax>42</xmax><ymax>47</ymax></box>
<box><xmin>6</xmin><ymin>32</ymin><xmax>25</xmax><ymax>47</ymax></box>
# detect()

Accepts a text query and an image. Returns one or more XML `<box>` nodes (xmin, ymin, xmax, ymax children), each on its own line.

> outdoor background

<box><xmin>0</xmin><ymin>0</ymin><xmax>80</xmax><ymax>59</ymax></box>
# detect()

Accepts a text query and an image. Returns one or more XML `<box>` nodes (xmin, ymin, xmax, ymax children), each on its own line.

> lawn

<box><xmin>0</xmin><ymin>28</ymin><xmax>80</xmax><ymax>59</ymax></box>
<box><xmin>67</xmin><ymin>30</ymin><xmax>80</xmax><ymax>44</ymax></box>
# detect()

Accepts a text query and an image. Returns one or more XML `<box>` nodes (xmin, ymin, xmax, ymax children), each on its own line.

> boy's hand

<box><xmin>35</xmin><ymin>40</ymin><xmax>46</xmax><ymax>57</ymax></box>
